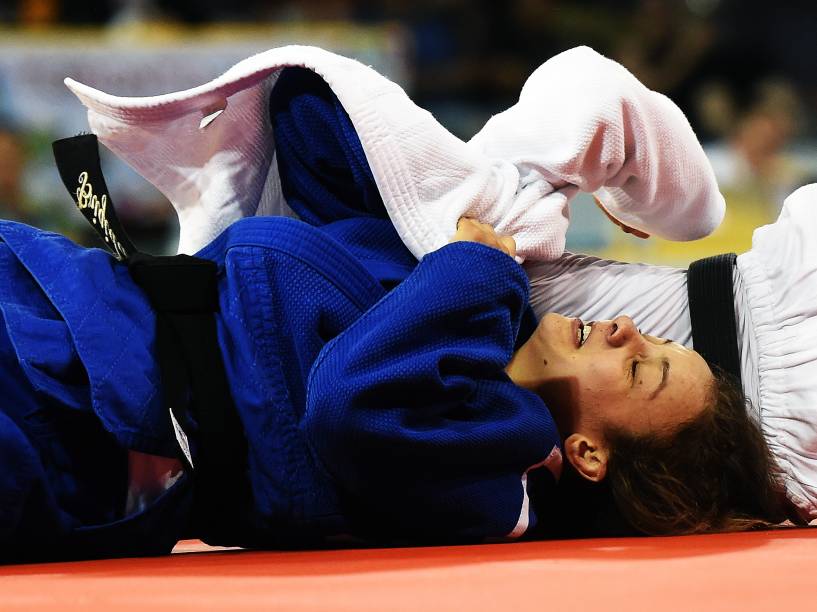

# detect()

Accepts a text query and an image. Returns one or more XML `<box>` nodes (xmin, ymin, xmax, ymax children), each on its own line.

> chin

<box><xmin>535</xmin><ymin>313</ymin><xmax>567</xmax><ymax>346</ymax></box>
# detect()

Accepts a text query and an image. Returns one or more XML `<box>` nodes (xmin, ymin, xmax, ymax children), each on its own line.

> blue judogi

<box><xmin>0</xmin><ymin>67</ymin><xmax>560</xmax><ymax>561</ymax></box>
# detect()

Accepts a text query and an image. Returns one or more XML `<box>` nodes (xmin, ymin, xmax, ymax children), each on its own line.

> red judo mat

<box><xmin>1</xmin><ymin>529</ymin><xmax>814</xmax><ymax>611</ymax></box>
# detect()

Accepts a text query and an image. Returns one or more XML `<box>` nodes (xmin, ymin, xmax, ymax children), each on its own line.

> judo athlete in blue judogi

<box><xmin>0</xmin><ymin>68</ymin><xmax>561</xmax><ymax>562</ymax></box>
<box><xmin>0</xmin><ymin>69</ymin><xmax>780</xmax><ymax>563</ymax></box>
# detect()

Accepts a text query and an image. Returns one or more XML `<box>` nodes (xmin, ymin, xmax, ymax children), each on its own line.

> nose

<box><xmin>605</xmin><ymin>315</ymin><xmax>642</xmax><ymax>349</ymax></box>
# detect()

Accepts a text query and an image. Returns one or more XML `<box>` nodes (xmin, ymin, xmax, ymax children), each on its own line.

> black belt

<box><xmin>687</xmin><ymin>253</ymin><xmax>742</xmax><ymax>385</ymax></box>
<box><xmin>53</xmin><ymin>134</ymin><xmax>252</xmax><ymax>545</ymax></box>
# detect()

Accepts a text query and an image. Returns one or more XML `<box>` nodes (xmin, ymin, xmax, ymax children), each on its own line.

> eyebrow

<box><xmin>648</xmin><ymin>358</ymin><xmax>670</xmax><ymax>400</ymax></box>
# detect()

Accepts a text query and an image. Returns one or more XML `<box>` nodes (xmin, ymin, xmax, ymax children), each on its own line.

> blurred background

<box><xmin>0</xmin><ymin>0</ymin><xmax>815</xmax><ymax>265</ymax></box>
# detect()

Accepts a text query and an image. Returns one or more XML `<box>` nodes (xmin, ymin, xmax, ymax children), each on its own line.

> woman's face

<box><xmin>507</xmin><ymin>314</ymin><xmax>714</xmax><ymax>440</ymax></box>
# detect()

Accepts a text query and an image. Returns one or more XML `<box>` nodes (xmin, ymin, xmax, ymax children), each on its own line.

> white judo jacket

<box><xmin>64</xmin><ymin>45</ymin><xmax>725</xmax><ymax>261</ymax></box>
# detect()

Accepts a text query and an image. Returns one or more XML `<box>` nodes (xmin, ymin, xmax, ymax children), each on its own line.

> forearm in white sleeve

<box><xmin>469</xmin><ymin>46</ymin><xmax>725</xmax><ymax>246</ymax></box>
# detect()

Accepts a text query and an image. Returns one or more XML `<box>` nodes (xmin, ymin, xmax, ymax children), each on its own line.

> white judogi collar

<box><xmin>65</xmin><ymin>45</ymin><xmax>724</xmax><ymax>260</ymax></box>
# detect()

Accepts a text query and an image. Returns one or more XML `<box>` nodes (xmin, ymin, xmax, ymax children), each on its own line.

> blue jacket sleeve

<box><xmin>304</xmin><ymin>242</ymin><xmax>562</xmax><ymax>541</ymax></box>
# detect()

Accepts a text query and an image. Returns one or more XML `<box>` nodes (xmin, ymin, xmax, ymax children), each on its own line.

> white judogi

<box><xmin>64</xmin><ymin>45</ymin><xmax>723</xmax><ymax>261</ymax></box>
<box><xmin>527</xmin><ymin>183</ymin><xmax>817</xmax><ymax>521</ymax></box>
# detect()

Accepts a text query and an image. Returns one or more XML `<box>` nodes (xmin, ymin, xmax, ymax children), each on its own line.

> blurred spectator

<box><xmin>614</xmin><ymin>0</ymin><xmax>715</xmax><ymax>96</ymax></box>
<box><xmin>273</xmin><ymin>0</ymin><xmax>359</xmax><ymax>21</ymax></box>
<box><xmin>0</xmin><ymin>122</ymin><xmax>84</xmax><ymax>241</ymax></box>
<box><xmin>17</xmin><ymin>0</ymin><xmax>59</xmax><ymax>26</ymax></box>
<box><xmin>0</xmin><ymin>121</ymin><xmax>26</xmax><ymax>220</ymax></box>
<box><xmin>0</xmin><ymin>0</ymin><xmax>112</xmax><ymax>24</ymax></box>
<box><xmin>693</xmin><ymin>80</ymin><xmax>737</xmax><ymax>141</ymax></box>
<box><xmin>705</xmin><ymin>79</ymin><xmax>810</xmax><ymax>213</ymax></box>
<box><xmin>611</xmin><ymin>0</ymin><xmax>719</xmax><ymax>141</ymax></box>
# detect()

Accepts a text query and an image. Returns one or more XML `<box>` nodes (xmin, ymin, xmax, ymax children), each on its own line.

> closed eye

<box><xmin>629</xmin><ymin>360</ymin><xmax>638</xmax><ymax>385</ymax></box>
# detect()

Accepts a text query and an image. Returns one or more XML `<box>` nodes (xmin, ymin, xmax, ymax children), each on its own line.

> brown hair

<box><xmin>604</xmin><ymin>369</ymin><xmax>786</xmax><ymax>535</ymax></box>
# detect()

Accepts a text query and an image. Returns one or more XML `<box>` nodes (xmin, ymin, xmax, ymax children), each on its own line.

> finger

<box><xmin>453</xmin><ymin>218</ymin><xmax>478</xmax><ymax>238</ymax></box>
<box><xmin>620</xmin><ymin>223</ymin><xmax>649</xmax><ymax>238</ymax></box>
<box><xmin>596</xmin><ymin>196</ymin><xmax>651</xmax><ymax>239</ymax></box>
<box><xmin>500</xmin><ymin>234</ymin><xmax>517</xmax><ymax>258</ymax></box>
<box><xmin>594</xmin><ymin>196</ymin><xmax>630</xmax><ymax>230</ymax></box>
<box><xmin>593</xmin><ymin>195</ymin><xmax>615</xmax><ymax>221</ymax></box>
<box><xmin>458</xmin><ymin>216</ymin><xmax>481</xmax><ymax>228</ymax></box>
<box><xmin>478</xmin><ymin>220</ymin><xmax>498</xmax><ymax>234</ymax></box>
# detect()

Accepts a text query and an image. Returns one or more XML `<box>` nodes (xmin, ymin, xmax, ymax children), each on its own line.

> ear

<box><xmin>564</xmin><ymin>433</ymin><xmax>609</xmax><ymax>483</ymax></box>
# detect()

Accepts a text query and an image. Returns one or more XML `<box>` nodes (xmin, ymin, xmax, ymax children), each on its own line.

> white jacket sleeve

<box><xmin>469</xmin><ymin>46</ymin><xmax>725</xmax><ymax>243</ymax></box>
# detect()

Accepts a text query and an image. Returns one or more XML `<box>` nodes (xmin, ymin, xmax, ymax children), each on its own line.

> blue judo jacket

<box><xmin>0</xmin><ymin>213</ymin><xmax>561</xmax><ymax>560</ymax></box>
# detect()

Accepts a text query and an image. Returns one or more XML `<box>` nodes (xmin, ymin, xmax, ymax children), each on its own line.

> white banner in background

<box><xmin>0</xmin><ymin>24</ymin><xmax>410</xmax><ymax>133</ymax></box>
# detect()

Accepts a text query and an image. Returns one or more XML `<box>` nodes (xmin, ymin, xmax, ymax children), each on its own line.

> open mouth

<box><xmin>574</xmin><ymin>319</ymin><xmax>592</xmax><ymax>347</ymax></box>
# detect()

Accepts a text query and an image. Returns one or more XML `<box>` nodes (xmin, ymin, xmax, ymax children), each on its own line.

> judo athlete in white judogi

<box><xmin>527</xmin><ymin>182</ymin><xmax>817</xmax><ymax>524</ymax></box>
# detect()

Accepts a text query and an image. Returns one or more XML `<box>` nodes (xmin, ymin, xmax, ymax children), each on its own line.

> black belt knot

<box><xmin>687</xmin><ymin>253</ymin><xmax>742</xmax><ymax>385</ymax></box>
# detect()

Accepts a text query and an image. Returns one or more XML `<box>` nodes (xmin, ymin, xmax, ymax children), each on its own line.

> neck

<box><xmin>504</xmin><ymin>342</ymin><xmax>540</xmax><ymax>391</ymax></box>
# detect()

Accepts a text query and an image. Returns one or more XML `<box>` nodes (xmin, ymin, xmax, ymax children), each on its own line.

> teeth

<box><xmin>580</xmin><ymin>323</ymin><xmax>592</xmax><ymax>346</ymax></box>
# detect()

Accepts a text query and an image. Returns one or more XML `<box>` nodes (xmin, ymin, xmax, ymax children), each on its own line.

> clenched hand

<box><xmin>449</xmin><ymin>217</ymin><xmax>517</xmax><ymax>259</ymax></box>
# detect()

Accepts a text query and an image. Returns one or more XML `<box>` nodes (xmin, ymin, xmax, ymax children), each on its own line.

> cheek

<box><xmin>573</xmin><ymin>362</ymin><xmax>633</xmax><ymax>417</ymax></box>
<box><xmin>540</xmin><ymin>354</ymin><xmax>627</xmax><ymax>406</ymax></box>
<box><xmin>574</xmin><ymin>360</ymin><xmax>620</xmax><ymax>394</ymax></box>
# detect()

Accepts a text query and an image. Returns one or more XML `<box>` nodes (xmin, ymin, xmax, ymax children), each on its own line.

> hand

<box><xmin>450</xmin><ymin>217</ymin><xmax>517</xmax><ymax>259</ymax></box>
<box><xmin>593</xmin><ymin>196</ymin><xmax>650</xmax><ymax>239</ymax></box>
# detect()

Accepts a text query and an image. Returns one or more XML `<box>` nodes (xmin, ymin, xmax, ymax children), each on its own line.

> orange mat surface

<box><xmin>1</xmin><ymin>529</ymin><xmax>814</xmax><ymax>611</ymax></box>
